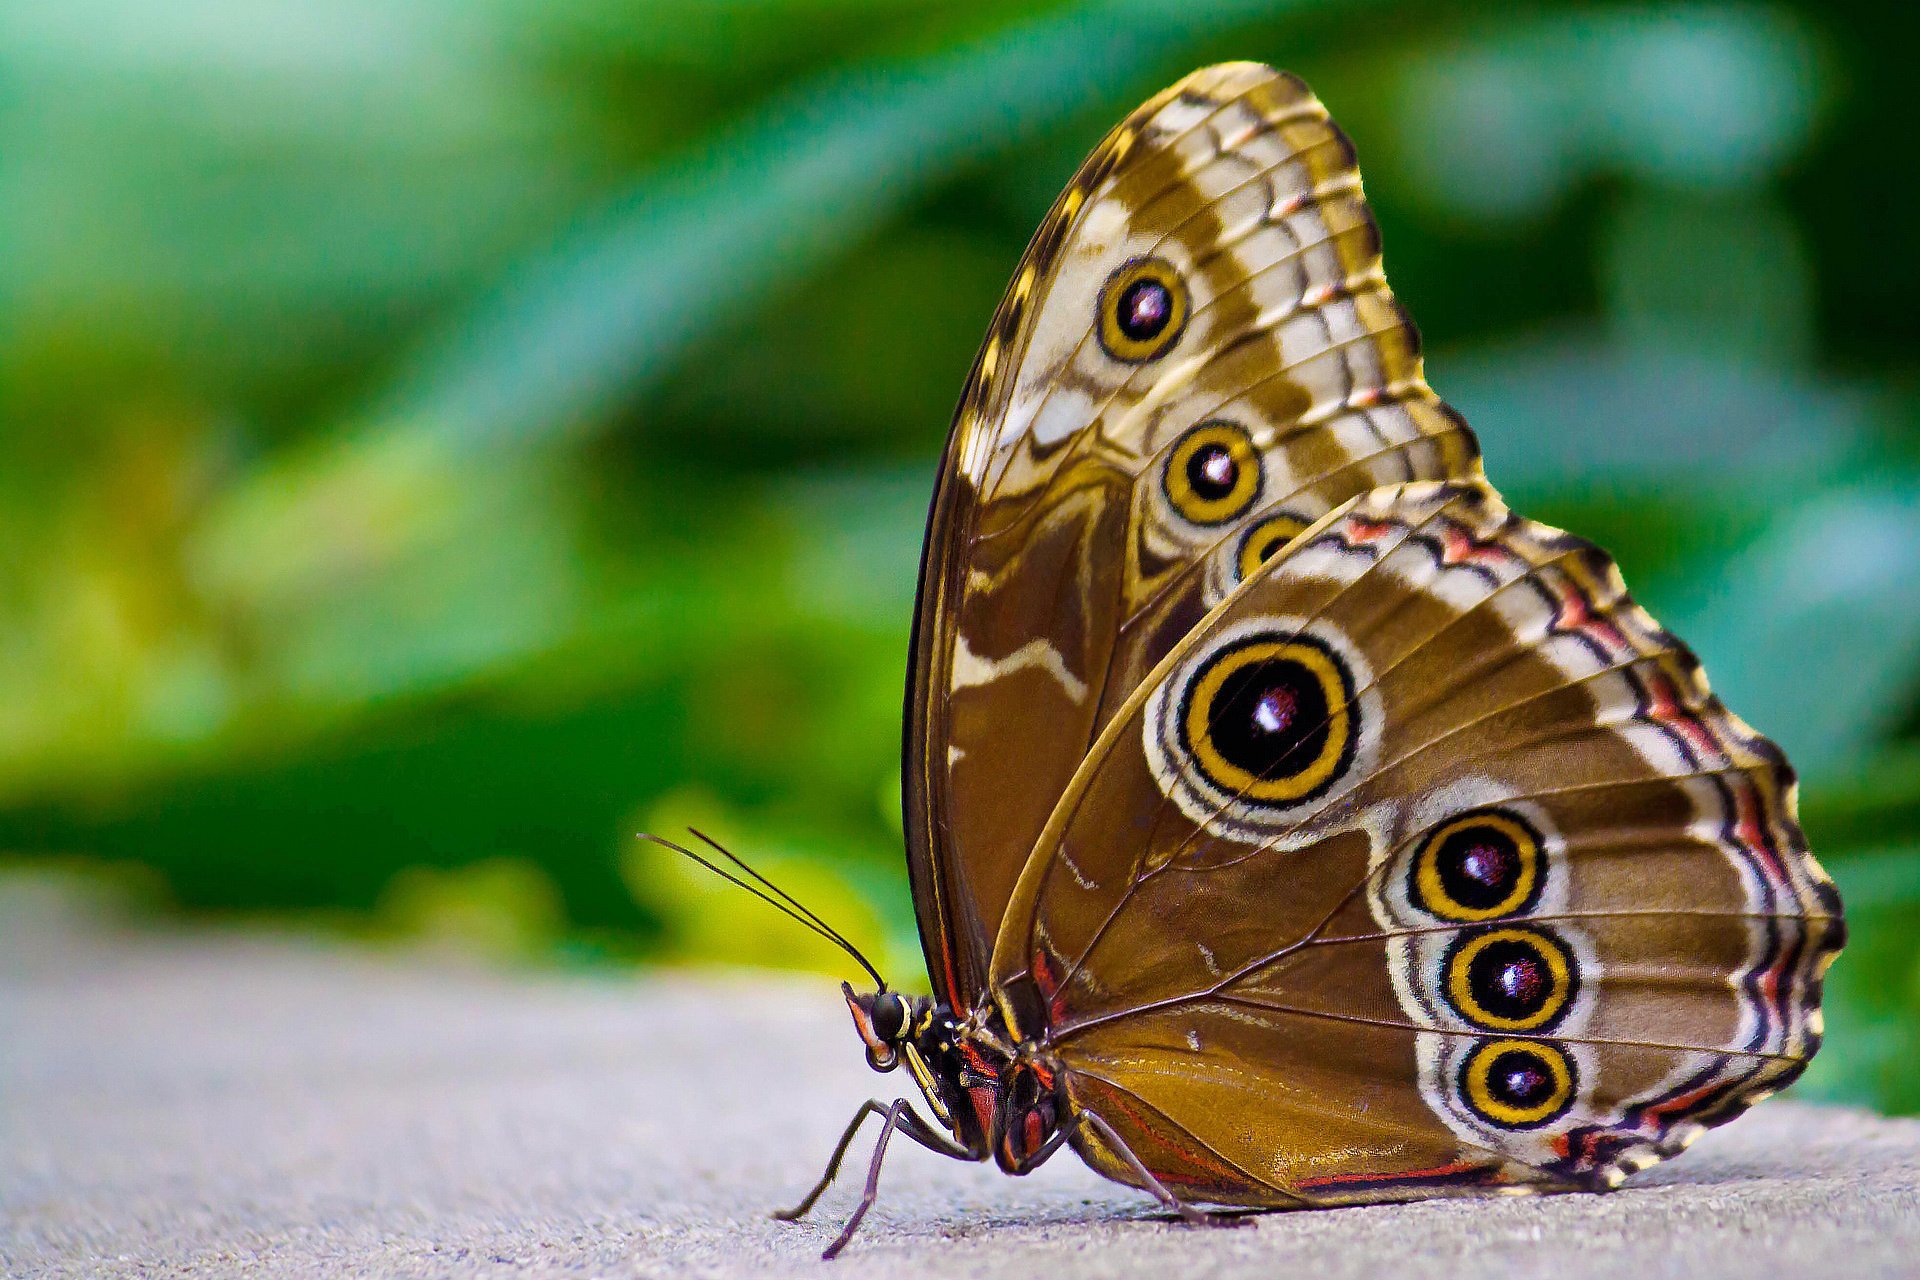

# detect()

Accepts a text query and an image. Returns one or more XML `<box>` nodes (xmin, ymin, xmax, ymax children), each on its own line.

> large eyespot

<box><xmin>1410</xmin><ymin>809</ymin><xmax>1543</xmax><ymax>922</ymax></box>
<box><xmin>1236</xmin><ymin>513</ymin><xmax>1310</xmax><ymax>580</ymax></box>
<box><xmin>1179</xmin><ymin>632</ymin><xmax>1357</xmax><ymax>806</ymax></box>
<box><xmin>1459</xmin><ymin>1039</ymin><xmax>1576</xmax><ymax>1129</ymax></box>
<box><xmin>1098</xmin><ymin>257</ymin><xmax>1188</xmax><ymax>362</ymax></box>
<box><xmin>1165</xmin><ymin>423</ymin><xmax>1260</xmax><ymax>525</ymax></box>
<box><xmin>1444</xmin><ymin>927</ymin><xmax>1576</xmax><ymax>1032</ymax></box>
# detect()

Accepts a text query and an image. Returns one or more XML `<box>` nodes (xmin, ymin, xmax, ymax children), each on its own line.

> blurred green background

<box><xmin>1</xmin><ymin>1</ymin><xmax>1916</xmax><ymax>1111</ymax></box>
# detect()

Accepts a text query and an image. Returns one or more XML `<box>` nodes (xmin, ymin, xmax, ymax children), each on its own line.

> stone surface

<box><xmin>4</xmin><ymin>889</ymin><xmax>1917</xmax><ymax>1279</ymax></box>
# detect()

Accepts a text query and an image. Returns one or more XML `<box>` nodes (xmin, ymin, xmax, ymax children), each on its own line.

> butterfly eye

<box><xmin>1458</xmin><ymin>1039</ymin><xmax>1576</xmax><ymax>1129</ymax></box>
<box><xmin>1179</xmin><ymin>633</ymin><xmax>1356</xmax><ymax>807</ymax></box>
<box><xmin>1098</xmin><ymin>257</ymin><xmax>1188</xmax><ymax>362</ymax></box>
<box><xmin>1410</xmin><ymin>810</ymin><xmax>1543</xmax><ymax>922</ymax></box>
<box><xmin>1165</xmin><ymin>423</ymin><xmax>1260</xmax><ymax>525</ymax></box>
<box><xmin>1444</xmin><ymin>927</ymin><xmax>1576</xmax><ymax>1033</ymax></box>
<box><xmin>1236</xmin><ymin>513</ymin><xmax>1310</xmax><ymax>580</ymax></box>
<box><xmin>870</xmin><ymin>991</ymin><xmax>907</xmax><ymax>1043</ymax></box>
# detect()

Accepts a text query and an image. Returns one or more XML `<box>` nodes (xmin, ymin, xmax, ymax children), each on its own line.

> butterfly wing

<box><xmin>987</xmin><ymin>481</ymin><xmax>1842</xmax><ymax>1203</ymax></box>
<box><xmin>906</xmin><ymin>63</ymin><xmax>1481</xmax><ymax>1007</ymax></box>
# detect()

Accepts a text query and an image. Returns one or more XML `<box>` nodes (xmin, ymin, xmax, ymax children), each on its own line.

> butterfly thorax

<box><xmin>842</xmin><ymin>983</ymin><xmax>1068</xmax><ymax>1173</ymax></box>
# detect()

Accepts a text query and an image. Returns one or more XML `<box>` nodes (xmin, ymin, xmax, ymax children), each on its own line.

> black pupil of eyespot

<box><xmin>1207</xmin><ymin>657</ymin><xmax>1331</xmax><ymax>781</ymax></box>
<box><xmin>1186</xmin><ymin>443</ymin><xmax>1239</xmax><ymax>501</ymax></box>
<box><xmin>1488</xmin><ymin>1050</ymin><xmax>1553</xmax><ymax>1105</ymax></box>
<box><xmin>1467</xmin><ymin>937</ymin><xmax>1553</xmax><ymax>1020</ymax></box>
<box><xmin>1117</xmin><ymin>278</ymin><xmax>1173</xmax><ymax>341</ymax></box>
<box><xmin>1436</xmin><ymin>826</ymin><xmax>1522</xmax><ymax>910</ymax></box>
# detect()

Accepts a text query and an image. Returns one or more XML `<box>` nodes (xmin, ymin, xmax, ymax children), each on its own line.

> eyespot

<box><xmin>1410</xmin><ymin>809</ymin><xmax>1543</xmax><ymax>923</ymax></box>
<box><xmin>1178</xmin><ymin>632</ymin><xmax>1357</xmax><ymax>806</ymax></box>
<box><xmin>1459</xmin><ymin>1039</ymin><xmax>1576</xmax><ymax>1129</ymax></box>
<box><xmin>1443</xmin><ymin>927</ymin><xmax>1576</xmax><ymax>1033</ymax></box>
<box><xmin>1165</xmin><ymin>423</ymin><xmax>1260</xmax><ymax>525</ymax></box>
<box><xmin>1098</xmin><ymin>257</ymin><xmax>1188</xmax><ymax>362</ymax></box>
<box><xmin>1236</xmin><ymin>513</ymin><xmax>1311</xmax><ymax>580</ymax></box>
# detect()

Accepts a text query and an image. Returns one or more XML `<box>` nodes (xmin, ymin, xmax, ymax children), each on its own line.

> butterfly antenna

<box><xmin>636</xmin><ymin>832</ymin><xmax>887</xmax><ymax>990</ymax></box>
<box><xmin>686</xmin><ymin>828</ymin><xmax>867</xmax><ymax>960</ymax></box>
<box><xmin>685</xmin><ymin>828</ymin><xmax>889</xmax><ymax>991</ymax></box>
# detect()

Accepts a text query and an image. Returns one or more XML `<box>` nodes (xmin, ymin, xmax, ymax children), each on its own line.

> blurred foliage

<box><xmin>1</xmin><ymin>1</ymin><xmax>1916</xmax><ymax>1113</ymax></box>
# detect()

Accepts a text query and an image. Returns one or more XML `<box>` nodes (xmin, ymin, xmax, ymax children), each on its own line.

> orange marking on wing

<box><xmin>1296</xmin><ymin>1160</ymin><xmax>1480</xmax><ymax>1189</ymax></box>
<box><xmin>1343</xmin><ymin>518</ymin><xmax>1397</xmax><ymax>546</ymax></box>
<box><xmin>1641</xmin><ymin>669</ymin><xmax>1721</xmax><ymax>761</ymax></box>
<box><xmin>1438</xmin><ymin>524</ymin><xmax>1516</xmax><ymax>571</ymax></box>
<box><xmin>1077</xmin><ymin>1081</ymin><xmax>1226</xmax><ymax>1191</ymax></box>
<box><xmin>1547</xmin><ymin>578</ymin><xmax>1629</xmax><ymax>650</ymax></box>
<box><xmin>939</xmin><ymin>934</ymin><xmax>961</xmax><ymax>1009</ymax></box>
<box><xmin>1031</xmin><ymin>948</ymin><xmax>1069</xmax><ymax>1026</ymax></box>
<box><xmin>1551</xmin><ymin>577</ymin><xmax>1592</xmax><ymax>629</ymax></box>
<box><xmin>1728</xmin><ymin>780</ymin><xmax>1792</xmax><ymax>881</ymax></box>
<box><xmin>1642</xmin><ymin>1078</ymin><xmax>1722</xmax><ymax>1124</ymax></box>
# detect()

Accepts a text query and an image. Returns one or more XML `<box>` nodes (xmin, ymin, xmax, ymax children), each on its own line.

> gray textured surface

<box><xmin>4</xmin><ymin>889</ymin><xmax>1917</xmax><ymax>1279</ymax></box>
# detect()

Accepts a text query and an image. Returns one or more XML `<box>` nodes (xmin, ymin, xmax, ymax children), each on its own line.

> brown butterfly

<box><xmin>752</xmin><ymin>61</ymin><xmax>1841</xmax><ymax>1257</ymax></box>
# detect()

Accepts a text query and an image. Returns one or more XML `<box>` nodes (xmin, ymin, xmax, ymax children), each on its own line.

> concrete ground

<box><xmin>4</xmin><ymin>883</ymin><xmax>1917</xmax><ymax>1279</ymax></box>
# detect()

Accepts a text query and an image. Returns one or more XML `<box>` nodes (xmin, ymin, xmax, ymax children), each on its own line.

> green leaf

<box><xmin>1660</xmin><ymin>483</ymin><xmax>1920</xmax><ymax>776</ymax></box>
<box><xmin>1443</xmin><ymin>334</ymin><xmax>1873</xmax><ymax>496</ymax></box>
<box><xmin>1822</xmin><ymin>846</ymin><xmax>1920</xmax><ymax>916</ymax></box>
<box><xmin>371</xmin><ymin>0</ymin><xmax>1365</xmax><ymax>450</ymax></box>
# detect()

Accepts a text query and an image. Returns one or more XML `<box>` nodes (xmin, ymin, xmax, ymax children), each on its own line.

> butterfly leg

<box><xmin>773</xmin><ymin>1099</ymin><xmax>890</xmax><ymax>1223</ymax></box>
<box><xmin>1078</xmin><ymin>1111</ymin><xmax>1252</xmax><ymax>1229</ymax></box>
<box><xmin>776</xmin><ymin>1098</ymin><xmax>977</xmax><ymax>1250</ymax></box>
<box><xmin>819</xmin><ymin>1098</ymin><xmax>927</xmax><ymax>1260</ymax></box>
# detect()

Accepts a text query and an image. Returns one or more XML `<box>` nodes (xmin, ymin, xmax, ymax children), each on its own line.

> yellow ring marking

<box><xmin>1413</xmin><ymin>812</ymin><xmax>1540</xmax><ymax>923</ymax></box>
<box><xmin>1445</xmin><ymin>928</ymin><xmax>1574</xmax><ymax>1033</ymax></box>
<box><xmin>1236</xmin><ymin>513</ymin><xmax>1310</xmax><ymax>579</ymax></box>
<box><xmin>1182</xmin><ymin>637</ymin><xmax>1350</xmax><ymax>804</ymax></box>
<box><xmin>1166</xmin><ymin>423</ymin><xmax>1261</xmax><ymax>526</ymax></box>
<box><xmin>1462</xmin><ymin>1039</ymin><xmax>1575</xmax><ymax>1128</ymax></box>
<box><xmin>1097</xmin><ymin>256</ymin><xmax>1188</xmax><ymax>363</ymax></box>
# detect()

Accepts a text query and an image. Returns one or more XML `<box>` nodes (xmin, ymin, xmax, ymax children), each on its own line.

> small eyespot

<box><xmin>1459</xmin><ymin>1039</ymin><xmax>1576</xmax><ymax>1129</ymax></box>
<box><xmin>1410</xmin><ymin>810</ymin><xmax>1543</xmax><ymax>922</ymax></box>
<box><xmin>1236</xmin><ymin>513</ymin><xmax>1311</xmax><ymax>580</ymax></box>
<box><xmin>1179</xmin><ymin>632</ymin><xmax>1357</xmax><ymax>806</ymax></box>
<box><xmin>1165</xmin><ymin>423</ymin><xmax>1260</xmax><ymax>525</ymax></box>
<box><xmin>1098</xmin><ymin>257</ymin><xmax>1188</xmax><ymax>362</ymax></box>
<box><xmin>1444</xmin><ymin>927</ymin><xmax>1576</xmax><ymax>1033</ymax></box>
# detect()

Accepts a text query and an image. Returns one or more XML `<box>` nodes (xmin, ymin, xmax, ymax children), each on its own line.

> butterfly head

<box><xmin>842</xmin><ymin>982</ymin><xmax>927</xmax><ymax>1072</ymax></box>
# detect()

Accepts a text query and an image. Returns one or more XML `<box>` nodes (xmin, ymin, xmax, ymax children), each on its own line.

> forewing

<box><xmin>989</xmin><ymin>481</ymin><xmax>1842</xmax><ymax>1202</ymax></box>
<box><xmin>905</xmin><ymin>63</ymin><xmax>1480</xmax><ymax>1006</ymax></box>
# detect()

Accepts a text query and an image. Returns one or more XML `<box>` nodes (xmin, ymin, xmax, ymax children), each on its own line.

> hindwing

<box><xmin>987</xmin><ymin>481</ymin><xmax>1841</xmax><ymax>1202</ymax></box>
<box><xmin>905</xmin><ymin>62</ymin><xmax>1482</xmax><ymax>1008</ymax></box>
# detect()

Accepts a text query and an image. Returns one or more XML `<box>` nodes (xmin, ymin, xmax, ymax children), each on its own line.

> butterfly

<box><xmin>746</xmin><ymin>61</ymin><xmax>1842</xmax><ymax>1258</ymax></box>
